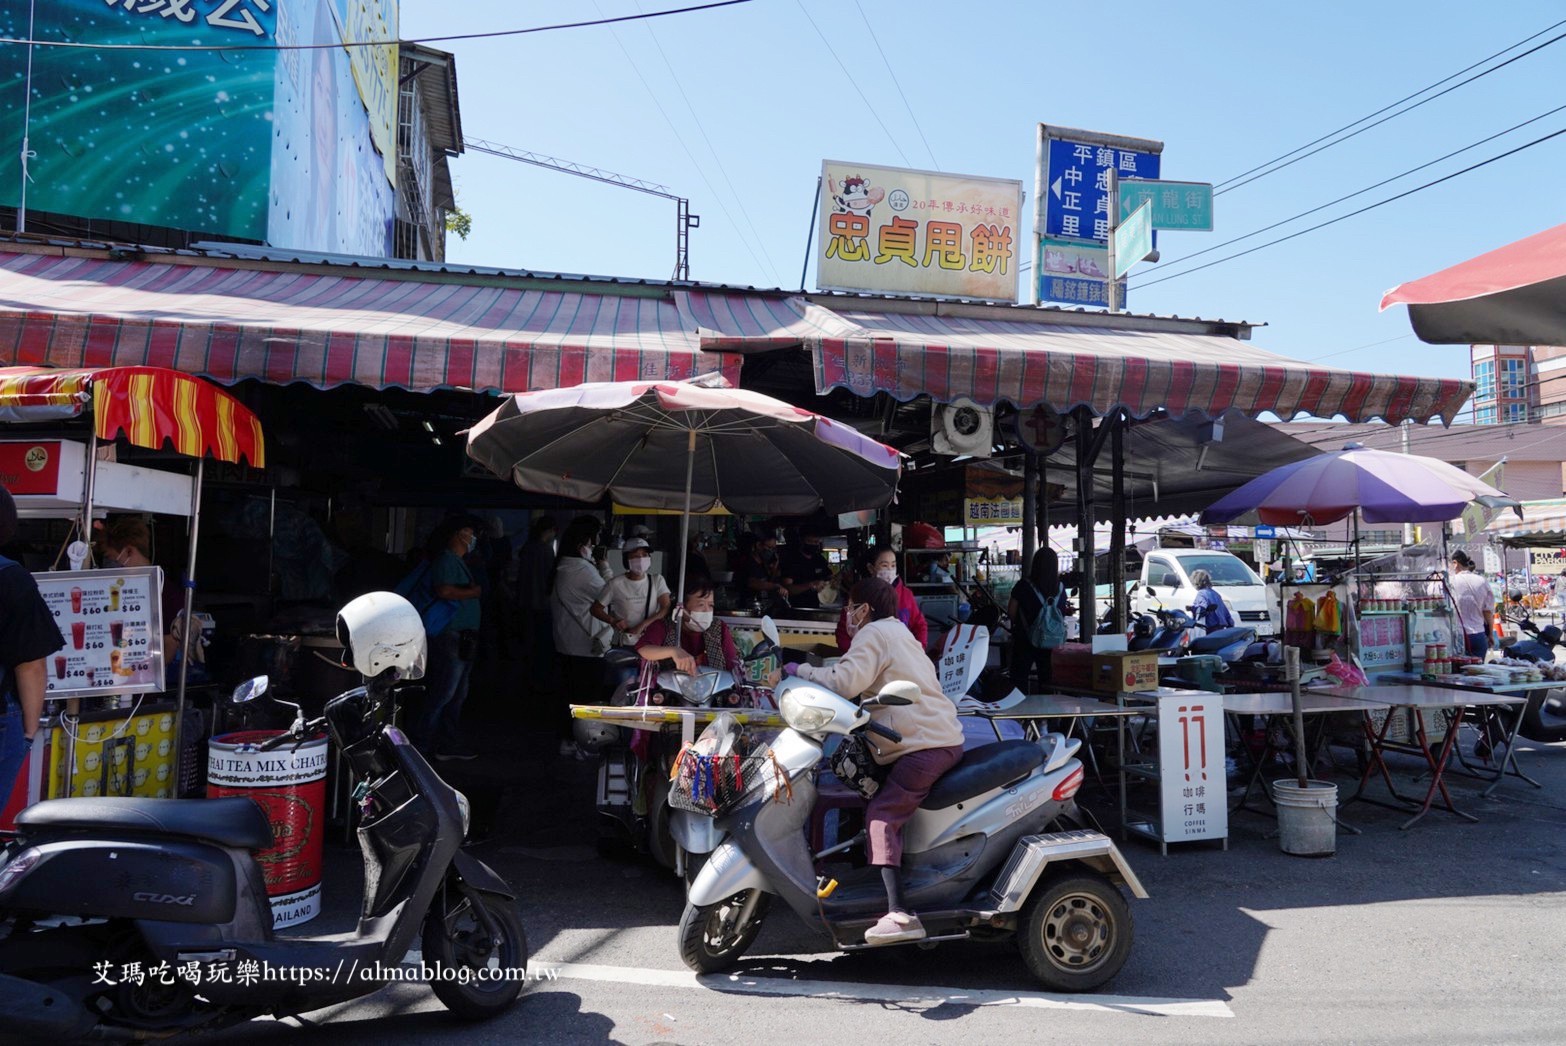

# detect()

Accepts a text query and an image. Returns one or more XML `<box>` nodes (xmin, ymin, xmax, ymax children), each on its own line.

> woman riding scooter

<box><xmin>1188</xmin><ymin>569</ymin><xmax>1235</xmax><ymax>632</ymax></box>
<box><xmin>785</xmin><ymin>578</ymin><xmax>964</xmax><ymax>945</ymax></box>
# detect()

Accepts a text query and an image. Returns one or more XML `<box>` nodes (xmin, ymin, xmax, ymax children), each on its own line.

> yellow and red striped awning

<box><xmin>0</xmin><ymin>366</ymin><xmax>264</xmax><ymax>467</ymax></box>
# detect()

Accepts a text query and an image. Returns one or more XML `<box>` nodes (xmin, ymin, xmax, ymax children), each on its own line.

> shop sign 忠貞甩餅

<box><xmin>817</xmin><ymin>161</ymin><xmax>1024</xmax><ymax>303</ymax></box>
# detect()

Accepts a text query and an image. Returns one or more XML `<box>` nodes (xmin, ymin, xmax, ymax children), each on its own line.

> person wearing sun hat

<box><xmin>591</xmin><ymin>538</ymin><xmax>671</xmax><ymax>646</ymax></box>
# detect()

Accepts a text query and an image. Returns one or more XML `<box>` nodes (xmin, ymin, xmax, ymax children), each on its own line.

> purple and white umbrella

<box><xmin>1201</xmin><ymin>443</ymin><xmax>1519</xmax><ymax>526</ymax></box>
<box><xmin>466</xmin><ymin>380</ymin><xmax>902</xmax><ymax>604</ymax></box>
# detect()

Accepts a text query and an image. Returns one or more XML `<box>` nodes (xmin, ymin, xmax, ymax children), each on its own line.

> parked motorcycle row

<box><xmin>0</xmin><ymin>595</ymin><xmax>1151</xmax><ymax>1039</ymax></box>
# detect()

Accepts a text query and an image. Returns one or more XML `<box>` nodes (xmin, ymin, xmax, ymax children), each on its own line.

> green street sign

<box><xmin>1118</xmin><ymin>179</ymin><xmax>1214</xmax><ymax>231</ymax></box>
<box><xmin>1113</xmin><ymin>201</ymin><xmax>1152</xmax><ymax>279</ymax></box>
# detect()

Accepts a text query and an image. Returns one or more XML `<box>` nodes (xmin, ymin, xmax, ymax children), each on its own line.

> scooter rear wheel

<box><xmin>422</xmin><ymin>890</ymin><xmax>529</xmax><ymax>1020</ymax></box>
<box><xmin>677</xmin><ymin>890</ymin><xmax>770</xmax><ymax>973</ymax></box>
<box><xmin>1018</xmin><ymin>873</ymin><xmax>1133</xmax><ymax>992</ymax></box>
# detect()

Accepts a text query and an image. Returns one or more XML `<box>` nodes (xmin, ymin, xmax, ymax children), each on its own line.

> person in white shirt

<box><xmin>591</xmin><ymin>538</ymin><xmax>671</xmax><ymax>646</ymax></box>
<box><xmin>551</xmin><ymin>518</ymin><xmax>613</xmax><ymax>757</ymax></box>
<box><xmin>1448</xmin><ymin>550</ymin><xmax>1496</xmax><ymax>657</ymax></box>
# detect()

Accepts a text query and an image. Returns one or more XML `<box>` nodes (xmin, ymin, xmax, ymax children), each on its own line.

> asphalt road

<box><xmin>208</xmin><ymin>723</ymin><xmax>1566</xmax><ymax>1046</ymax></box>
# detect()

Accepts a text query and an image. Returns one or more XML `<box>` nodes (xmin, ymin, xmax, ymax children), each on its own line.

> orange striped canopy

<box><xmin>0</xmin><ymin>366</ymin><xmax>264</xmax><ymax>467</ymax></box>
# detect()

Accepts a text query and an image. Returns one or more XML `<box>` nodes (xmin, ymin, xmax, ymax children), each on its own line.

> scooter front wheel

<box><xmin>1018</xmin><ymin>873</ymin><xmax>1133</xmax><ymax>992</ymax></box>
<box><xmin>422</xmin><ymin>890</ymin><xmax>530</xmax><ymax>1020</ymax></box>
<box><xmin>677</xmin><ymin>890</ymin><xmax>770</xmax><ymax>973</ymax></box>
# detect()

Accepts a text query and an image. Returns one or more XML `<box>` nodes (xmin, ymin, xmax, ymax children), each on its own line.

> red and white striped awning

<box><xmin>0</xmin><ymin>250</ymin><xmax>739</xmax><ymax>393</ymax></box>
<box><xmin>684</xmin><ymin>293</ymin><xmax>1473</xmax><ymax>425</ymax></box>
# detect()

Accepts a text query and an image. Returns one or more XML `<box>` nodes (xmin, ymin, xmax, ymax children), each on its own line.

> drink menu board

<box><xmin>36</xmin><ymin>566</ymin><xmax>165</xmax><ymax>698</ymax></box>
<box><xmin>1356</xmin><ymin>613</ymin><xmax>1408</xmax><ymax>672</ymax></box>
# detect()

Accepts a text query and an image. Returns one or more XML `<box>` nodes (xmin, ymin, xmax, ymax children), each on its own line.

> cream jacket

<box><xmin>796</xmin><ymin>618</ymin><xmax>963</xmax><ymax>764</ymax></box>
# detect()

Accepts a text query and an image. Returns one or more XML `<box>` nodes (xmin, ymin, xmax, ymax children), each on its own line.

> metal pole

<box><xmin>799</xmin><ymin>176</ymin><xmax>822</xmax><ymax>292</ymax></box>
<box><xmin>1105</xmin><ymin>169</ymin><xmax>1118</xmax><ymax>314</ymax></box>
<box><xmin>1031</xmin><ymin>124</ymin><xmax>1045</xmax><ymax>306</ymax></box>
<box><xmin>81</xmin><ymin>430</ymin><xmax>98</xmax><ymax>566</ymax></box>
<box><xmin>172</xmin><ymin>458</ymin><xmax>203</xmax><ymax>796</ymax></box>
<box><xmin>17</xmin><ymin>0</ymin><xmax>36</xmax><ymax>233</ymax></box>
<box><xmin>1110</xmin><ymin>414</ymin><xmax>1128</xmax><ymax>634</ymax></box>
<box><xmin>1022</xmin><ymin>451</ymin><xmax>1038</xmax><ymax>571</ymax></box>
<box><xmin>674</xmin><ymin>429</ymin><xmax>697</xmax><ymax>613</ymax></box>
<box><xmin>1401</xmin><ymin>422</ymin><xmax>1415</xmax><ymax>547</ymax></box>
<box><xmin>1286</xmin><ymin>645</ymin><xmax>1308</xmax><ymax>789</ymax></box>
<box><xmin>1075</xmin><ymin>408</ymin><xmax>1096</xmax><ymax>641</ymax></box>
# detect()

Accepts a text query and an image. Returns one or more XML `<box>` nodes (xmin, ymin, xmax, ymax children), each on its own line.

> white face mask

<box><xmin>580</xmin><ymin>544</ymin><xmax>594</xmax><ymax>560</ymax></box>
<box><xmin>875</xmin><ymin>567</ymin><xmax>897</xmax><ymax>584</ymax></box>
<box><xmin>686</xmin><ymin>610</ymin><xmax>714</xmax><ymax>631</ymax></box>
<box><xmin>629</xmin><ymin>557</ymin><xmax>651</xmax><ymax>575</ymax></box>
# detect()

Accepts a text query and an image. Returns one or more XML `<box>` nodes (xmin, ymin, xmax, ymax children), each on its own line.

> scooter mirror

<box><xmin>871</xmin><ymin>680</ymin><xmax>919</xmax><ymax>706</ymax></box>
<box><xmin>231</xmin><ymin>675</ymin><xmax>269</xmax><ymax>704</ymax></box>
<box><xmin>760</xmin><ymin>616</ymin><xmax>781</xmax><ymax>648</ymax></box>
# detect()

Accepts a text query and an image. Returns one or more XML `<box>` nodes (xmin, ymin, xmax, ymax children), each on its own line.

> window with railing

<box><xmin>1475</xmin><ymin>405</ymin><xmax>1497</xmax><ymax>424</ymax></box>
<box><xmin>1505</xmin><ymin>402</ymin><xmax>1528</xmax><ymax>423</ymax></box>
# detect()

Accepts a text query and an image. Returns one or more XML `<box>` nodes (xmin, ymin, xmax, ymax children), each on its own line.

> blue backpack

<box><xmin>394</xmin><ymin>559</ymin><xmax>459</xmax><ymax>637</ymax></box>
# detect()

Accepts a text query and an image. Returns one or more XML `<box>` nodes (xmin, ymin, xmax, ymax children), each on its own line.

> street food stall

<box><xmin>0</xmin><ymin>365</ymin><xmax>264</xmax><ymax>819</ymax></box>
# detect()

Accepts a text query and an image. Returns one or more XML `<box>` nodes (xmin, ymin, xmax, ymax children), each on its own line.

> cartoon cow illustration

<box><xmin>827</xmin><ymin>174</ymin><xmax>886</xmax><ymax>218</ymax></box>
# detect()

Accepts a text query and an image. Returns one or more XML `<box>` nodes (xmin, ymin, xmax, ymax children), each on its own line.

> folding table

<box><xmin>1322</xmin><ymin>685</ymin><xmax>1527</xmax><ymax>829</ymax></box>
<box><xmin>1375</xmin><ymin>673</ymin><xmax>1543</xmax><ymax>796</ymax></box>
<box><xmin>1222</xmin><ymin>690</ymin><xmax>1390</xmax><ymax>832</ymax></box>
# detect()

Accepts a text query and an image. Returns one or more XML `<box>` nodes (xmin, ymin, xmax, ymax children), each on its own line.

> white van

<box><xmin>1131</xmin><ymin>549</ymin><xmax>1277</xmax><ymax>636</ymax></box>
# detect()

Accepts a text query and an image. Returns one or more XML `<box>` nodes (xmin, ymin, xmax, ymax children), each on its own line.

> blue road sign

<box><xmin>1044</xmin><ymin>137</ymin><xmax>1160</xmax><ymax>242</ymax></box>
<box><xmin>1254</xmin><ymin>524</ymin><xmax>1277</xmax><ymax>539</ymax></box>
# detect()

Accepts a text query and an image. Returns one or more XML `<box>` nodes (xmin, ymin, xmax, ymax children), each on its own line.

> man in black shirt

<box><xmin>782</xmin><ymin>527</ymin><xmax>834</xmax><ymax>610</ymax></box>
<box><xmin>0</xmin><ymin>486</ymin><xmax>65</xmax><ymax>801</ymax></box>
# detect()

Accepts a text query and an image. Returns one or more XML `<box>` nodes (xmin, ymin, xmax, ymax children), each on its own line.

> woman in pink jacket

<box><xmin>836</xmin><ymin>547</ymin><xmax>928</xmax><ymax>652</ymax></box>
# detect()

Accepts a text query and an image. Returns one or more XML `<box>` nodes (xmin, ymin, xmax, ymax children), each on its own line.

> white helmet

<box><xmin>336</xmin><ymin>592</ymin><xmax>427</xmax><ymax>681</ymax></box>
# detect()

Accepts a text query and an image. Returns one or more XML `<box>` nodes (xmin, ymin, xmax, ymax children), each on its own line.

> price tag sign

<box><xmin>36</xmin><ymin>566</ymin><xmax>166</xmax><ymax>697</ymax></box>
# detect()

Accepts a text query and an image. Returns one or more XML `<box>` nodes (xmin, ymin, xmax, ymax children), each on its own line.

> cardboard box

<box><xmin>1091</xmin><ymin>651</ymin><xmax>1160</xmax><ymax>695</ymax></box>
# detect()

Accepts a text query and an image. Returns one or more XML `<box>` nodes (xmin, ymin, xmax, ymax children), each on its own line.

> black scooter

<box><xmin>1502</xmin><ymin>618</ymin><xmax>1566</xmax><ymax>742</ymax></box>
<box><xmin>0</xmin><ymin>673</ymin><xmax>527</xmax><ymax>1039</ymax></box>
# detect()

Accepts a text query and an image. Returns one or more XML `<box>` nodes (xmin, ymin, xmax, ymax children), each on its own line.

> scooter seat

<box><xmin>15</xmin><ymin>796</ymin><xmax>274</xmax><ymax>850</ymax></box>
<box><xmin>1189</xmin><ymin>627</ymin><xmax>1255</xmax><ymax>655</ymax></box>
<box><xmin>920</xmin><ymin>741</ymin><xmax>1044</xmax><ymax>811</ymax></box>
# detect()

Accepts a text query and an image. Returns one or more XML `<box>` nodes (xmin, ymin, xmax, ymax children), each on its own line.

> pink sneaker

<box><xmin>863</xmin><ymin>911</ymin><xmax>926</xmax><ymax>946</ymax></box>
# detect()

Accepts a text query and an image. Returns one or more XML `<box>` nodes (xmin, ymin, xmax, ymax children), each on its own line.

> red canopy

<box><xmin>0</xmin><ymin>366</ymin><xmax>265</xmax><ymax>467</ymax></box>
<box><xmin>1380</xmin><ymin>222</ymin><xmax>1566</xmax><ymax>345</ymax></box>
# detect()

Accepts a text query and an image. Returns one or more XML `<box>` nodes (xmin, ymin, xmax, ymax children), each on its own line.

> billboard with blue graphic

<box><xmin>0</xmin><ymin>0</ymin><xmax>394</xmax><ymax>256</ymax></box>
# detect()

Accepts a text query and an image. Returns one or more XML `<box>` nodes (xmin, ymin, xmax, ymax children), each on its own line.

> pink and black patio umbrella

<box><xmin>1380</xmin><ymin>222</ymin><xmax>1566</xmax><ymax>345</ymax></box>
<box><xmin>465</xmin><ymin>379</ymin><xmax>902</xmax><ymax>606</ymax></box>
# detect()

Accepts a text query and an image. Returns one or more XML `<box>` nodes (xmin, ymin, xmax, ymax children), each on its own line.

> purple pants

<box><xmin>867</xmin><ymin>744</ymin><xmax>965</xmax><ymax>867</ymax></box>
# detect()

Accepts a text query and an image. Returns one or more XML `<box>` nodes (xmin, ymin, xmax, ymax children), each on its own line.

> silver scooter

<box><xmin>675</xmin><ymin>675</ymin><xmax>1148</xmax><ymax>992</ymax></box>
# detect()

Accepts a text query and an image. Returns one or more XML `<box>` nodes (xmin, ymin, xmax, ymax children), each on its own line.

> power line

<box><xmin>632</xmin><ymin>1</ymin><xmax>785</xmax><ymax>285</ymax></box>
<box><xmin>793</xmin><ymin>0</ymin><xmax>913</xmax><ymax>168</ymax></box>
<box><xmin>592</xmin><ymin>0</ymin><xmax>774</xmax><ymax>283</ymax></box>
<box><xmin>1127</xmin><ymin>125</ymin><xmax>1566</xmax><ymax>292</ymax></box>
<box><xmin>1142</xmin><ymin>102</ymin><xmax>1566</xmax><ymax>282</ymax></box>
<box><xmin>1213</xmin><ymin>18</ymin><xmax>1566</xmax><ymax>193</ymax></box>
<box><xmin>852</xmin><ymin>0</ymin><xmax>940</xmax><ymax>171</ymax></box>
<box><xmin>1300</xmin><ymin>333</ymin><xmax>1416</xmax><ymax>363</ymax></box>
<box><xmin>0</xmin><ymin>0</ymin><xmax>757</xmax><ymax>51</ymax></box>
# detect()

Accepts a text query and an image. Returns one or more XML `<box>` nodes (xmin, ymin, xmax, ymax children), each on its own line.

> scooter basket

<box><xmin>667</xmin><ymin>748</ymin><xmax>783</xmax><ymax>815</ymax></box>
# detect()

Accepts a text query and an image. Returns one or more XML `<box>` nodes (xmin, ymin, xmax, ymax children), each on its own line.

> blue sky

<box><xmin>400</xmin><ymin>1</ymin><xmax>1566</xmax><ymax>386</ymax></box>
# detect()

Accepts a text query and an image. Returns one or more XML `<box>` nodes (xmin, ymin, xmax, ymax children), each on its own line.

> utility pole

<box><xmin>465</xmin><ymin>138</ymin><xmax>699</xmax><ymax>281</ymax></box>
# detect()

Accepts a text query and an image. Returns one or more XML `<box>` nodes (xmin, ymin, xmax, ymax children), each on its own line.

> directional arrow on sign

<box><xmin>1051</xmin><ymin>177</ymin><xmax>1061</xmax><ymax>199</ymax></box>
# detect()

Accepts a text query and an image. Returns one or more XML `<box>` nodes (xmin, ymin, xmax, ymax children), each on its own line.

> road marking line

<box><xmin>524</xmin><ymin>960</ymin><xmax>1234</xmax><ymax>1019</ymax></box>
